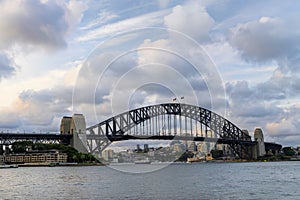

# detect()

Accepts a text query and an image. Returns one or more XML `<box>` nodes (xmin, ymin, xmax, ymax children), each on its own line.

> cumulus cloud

<box><xmin>136</xmin><ymin>36</ymin><xmax>227</xmax><ymax>111</ymax></box>
<box><xmin>225</xmin><ymin>15</ymin><xmax>300</xmax><ymax>144</ymax></box>
<box><xmin>0</xmin><ymin>85</ymin><xmax>74</xmax><ymax>132</ymax></box>
<box><xmin>74</xmin><ymin>1</ymin><xmax>223</xmax><ymax>122</ymax></box>
<box><xmin>265</xmin><ymin>104</ymin><xmax>300</xmax><ymax>146</ymax></box>
<box><xmin>0</xmin><ymin>0</ymin><xmax>87</xmax><ymax>51</ymax></box>
<box><xmin>19</xmin><ymin>87</ymin><xmax>72</xmax><ymax>126</ymax></box>
<box><xmin>257</xmin><ymin>68</ymin><xmax>300</xmax><ymax>99</ymax></box>
<box><xmin>0</xmin><ymin>1</ymin><xmax>289</xmax><ymax>141</ymax></box>
<box><xmin>164</xmin><ymin>1</ymin><xmax>214</xmax><ymax>43</ymax></box>
<box><xmin>225</xmin><ymin>65</ymin><xmax>300</xmax><ymax>117</ymax></box>
<box><xmin>72</xmin><ymin>28</ymin><xmax>227</xmax><ymax>126</ymax></box>
<box><xmin>0</xmin><ymin>52</ymin><xmax>17</xmax><ymax>80</ymax></box>
<box><xmin>0</xmin><ymin>62</ymin><xmax>81</xmax><ymax>132</ymax></box>
<box><xmin>225</xmin><ymin>75</ymin><xmax>300</xmax><ymax>144</ymax></box>
<box><xmin>226</xmin><ymin>81</ymin><xmax>281</xmax><ymax>116</ymax></box>
<box><xmin>229</xmin><ymin>16</ymin><xmax>300</xmax><ymax>66</ymax></box>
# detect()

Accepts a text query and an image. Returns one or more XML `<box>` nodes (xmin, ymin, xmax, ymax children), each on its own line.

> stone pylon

<box><xmin>254</xmin><ymin>128</ymin><xmax>266</xmax><ymax>157</ymax></box>
<box><xmin>60</xmin><ymin>114</ymin><xmax>88</xmax><ymax>153</ymax></box>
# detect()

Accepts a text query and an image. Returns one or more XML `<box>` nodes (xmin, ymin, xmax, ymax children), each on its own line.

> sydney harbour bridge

<box><xmin>0</xmin><ymin>103</ymin><xmax>281</xmax><ymax>160</ymax></box>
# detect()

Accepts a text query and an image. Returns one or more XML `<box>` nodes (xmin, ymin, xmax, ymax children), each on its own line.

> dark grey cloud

<box><xmin>225</xmin><ymin>80</ymin><xmax>283</xmax><ymax>126</ymax></box>
<box><xmin>20</xmin><ymin>87</ymin><xmax>72</xmax><ymax>104</ymax></box>
<box><xmin>0</xmin><ymin>53</ymin><xmax>16</xmax><ymax>80</ymax></box>
<box><xmin>225</xmin><ymin>78</ymin><xmax>300</xmax><ymax>144</ymax></box>
<box><xmin>256</xmin><ymin>72</ymin><xmax>300</xmax><ymax>100</ymax></box>
<box><xmin>264</xmin><ymin>104</ymin><xmax>300</xmax><ymax>146</ymax></box>
<box><xmin>0</xmin><ymin>0</ymin><xmax>86</xmax><ymax>51</ymax></box>
<box><xmin>0</xmin><ymin>83</ymin><xmax>85</xmax><ymax>132</ymax></box>
<box><xmin>229</xmin><ymin>17</ymin><xmax>300</xmax><ymax>64</ymax></box>
<box><xmin>0</xmin><ymin>116</ymin><xmax>22</xmax><ymax>130</ymax></box>
<box><xmin>17</xmin><ymin>86</ymin><xmax>73</xmax><ymax>131</ymax></box>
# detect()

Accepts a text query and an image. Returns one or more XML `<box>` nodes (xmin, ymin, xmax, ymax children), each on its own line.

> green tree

<box><xmin>282</xmin><ymin>147</ymin><xmax>296</xmax><ymax>156</ymax></box>
<box><xmin>177</xmin><ymin>151</ymin><xmax>194</xmax><ymax>162</ymax></box>
<box><xmin>211</xmin><ymin>149</ymin><xmax>224</xmax><ymax>159</ymax></box>
<box><xmin>12</xmin><ymin>141</ymin><xmax>34</xmax><ymax>153</ymax></box>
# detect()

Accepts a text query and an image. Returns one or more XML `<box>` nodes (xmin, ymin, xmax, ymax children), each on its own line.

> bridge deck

<box><xmin>0</xmin><ymin>133</ymin><xmax>73</xmax><ymax>145</ymax></box>
<box><xmin>87</xmin><ymin>135</ymin><xmax>257</xmax><ymax>145</ymax></box>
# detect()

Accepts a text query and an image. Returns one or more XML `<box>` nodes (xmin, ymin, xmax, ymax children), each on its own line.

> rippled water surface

<box><xmin>0</xmin><ymin>162</ymin><xmax>299</xmax><ymax>199</ymax></box>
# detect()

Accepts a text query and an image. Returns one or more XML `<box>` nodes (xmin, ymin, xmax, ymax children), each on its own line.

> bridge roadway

<box><xmin>0</xmin><ymin>133</ymin><xmax>281</xmax><ymax>157</ymax></box>
<box><xmin>104</xmin><ymin>135</ymin><xmax>281</xmax><ymax>150</ymax></box>
<box><xmin>0</xmin><ymin>133</ymin><xmax>72</xmax><ymax>145</ymax></box>
<box><xmin>0</xmin><ymin>133</ymin><xmax>256</xmax><ymax>146</ymax></box>
<box><xmin>88</xmin><ymin>134</ymin><xmax>257</xmax><ymax>145</ymax></box>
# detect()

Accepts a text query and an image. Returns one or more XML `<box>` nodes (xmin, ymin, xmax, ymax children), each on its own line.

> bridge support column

<box><xmin>71</xmin><ymin>131</ymin><xmax>88</xmax><ymax>153</ymax></box>
<box><xmin>254</xmin><ymin>128</ymin><xmax>266</xmax><ymax>157</ymax></box>
<box><xmin>71</xmin><ymin>114</ymin><xmax>88</xmax><ymax>153</ymax></box>
<box><xmin>251</xmin><ymin>145</ymin><xmax>258</xmax><ymax>160</ymax></box>
<box><xmin>0</xmin><ymin>145</ymin><xmax>4</xmax><ymax>155</ymax></box>
<box><xmin>60</xmin><ymin>114</ymin><xmax>89</xmax><ymax>153</ymax></box>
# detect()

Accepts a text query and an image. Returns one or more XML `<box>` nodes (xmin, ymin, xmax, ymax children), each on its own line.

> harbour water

<box><xmin>0</xmin><ymin>161</ymin><xmax>299</xmax><ymax>199</ymax></box>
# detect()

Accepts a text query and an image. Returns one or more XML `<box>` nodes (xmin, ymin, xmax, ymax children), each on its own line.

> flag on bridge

<box><xmin>181</xmin><ymin>96</ymin><xmax>184</xmax><ymax>99</ymax></box>
<box><xmin>173</xmin><ymin>98</ymin><xmax>177</xmax><ymax>101</ymax></box>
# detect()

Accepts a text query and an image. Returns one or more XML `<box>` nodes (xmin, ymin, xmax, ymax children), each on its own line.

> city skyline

<box><xmin>0</xmin><ymin>0</ymin><xmax>300</xmax><ymax>147</ymax></box>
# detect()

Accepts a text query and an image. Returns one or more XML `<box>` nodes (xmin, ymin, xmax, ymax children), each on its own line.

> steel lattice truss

<box><xmin>86</xmin><ymin>103</ymin><xmax>255</xmax><ymax>159</ymax></box>
<box><xmin>0</xmin><ymin>133</ymin><xmax>72</xmax><ymax>145</ymax></box>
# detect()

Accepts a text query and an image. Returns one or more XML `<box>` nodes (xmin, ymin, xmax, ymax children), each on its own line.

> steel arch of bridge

<box><xmin>86</xmin><ymin>103</ymin><xmax>254</xmax><ymax>159</ymax></box>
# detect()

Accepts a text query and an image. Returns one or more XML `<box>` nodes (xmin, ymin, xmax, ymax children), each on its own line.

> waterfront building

<box><xmin>102</xmin><ymin>149</ymin><xmax>114</xmax><ymax>160</ymax></box>
<box><xmin>216</xmin><ymin>144</ymin><xmax>223</xmax><ymax>151</ymax></box>
<box><xmin>187</xmin><ymin>141</ymin><xmax>197</xmax><ymax>152</ymax></box>
<box><xmin>206</xmin><ymin>130</ymin><xmax>213</xmax><ymax>138</ymax></box>
<box><xmin>148</xmin><ymin>150</ymin><xmax>155</xmax><ymax>157</ymax></box>
<box><xmin>144</xmin><ymin>144</ymin><xmax>149</xmax><ymax>152</ymax></box>
<box><xmin>197</xmin><ymin>143</ymin><xmax>202</xmax><ymax>152</ymax></box>
<box><xmin>201</xmin><ymin>143</ymin><xmax>208</xmax><ymax>153</ymax></box>
<box><xmin>172</xmin><ymin>143</ymin><xmax>184</xmax><ymax>152</ymax></box>
<box><xmin>136</xmin><ymin>144</ymin><xmax>142</xmax><ymax>152</ymax></box>
<box><xmin>0</xmin><ymin>150</ymin><xmax>67</xmax><ymax>164</ymax></box>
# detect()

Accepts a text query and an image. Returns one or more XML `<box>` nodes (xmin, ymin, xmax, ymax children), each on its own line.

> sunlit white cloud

<box><xmin>164</xmin><ymin>1</ymin><xmax>214</xmax><ymax>43</ymax></box>
<box><xmin>77</xmin><ymin>9</ymin><xmax>169</xmax><ymax>42</ymax></box>
<box><xmin>80</xmin><ymin>10</ymin><xmax>119</xmax><ymax>30</ymax></box>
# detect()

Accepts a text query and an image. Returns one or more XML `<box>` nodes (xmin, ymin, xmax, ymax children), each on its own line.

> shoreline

<box><xmin>4</xmin><ymin>159</ymin><xmax>300</xmax><ymax>168</ymax></box>
<box><xmin>16</xmin><ymin>162</ymin><xmax>105</xmax><ymax>167</ymax></box>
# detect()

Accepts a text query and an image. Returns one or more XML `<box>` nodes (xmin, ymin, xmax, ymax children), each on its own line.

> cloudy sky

<box><xmin>0</xmin><ymin>0</ymin><xmax>300</xmax><ymax>146</ymax></box>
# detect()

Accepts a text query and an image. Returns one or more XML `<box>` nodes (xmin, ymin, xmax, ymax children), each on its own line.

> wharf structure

<box><xmin>0</xmin><ymin>150</ymin><xmax>67</xmax><ymax>165</ymax></box>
